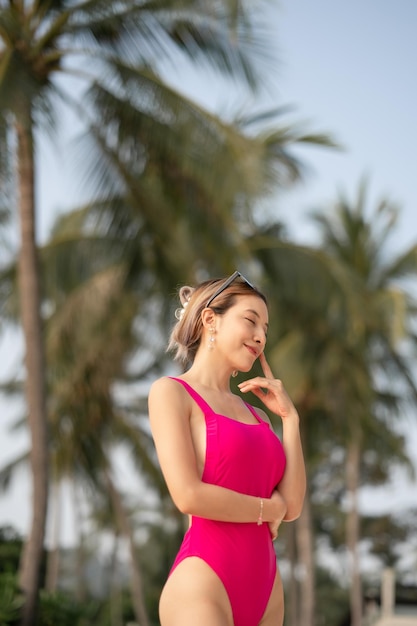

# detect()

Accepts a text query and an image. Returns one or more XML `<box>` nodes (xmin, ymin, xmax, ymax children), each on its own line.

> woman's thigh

<box><xmin>259</xmin><ymin>568</ymin><xmax>284</xmax><ymax>626</ymax></box>
<box><xmin>159</xmin><ymin>557</ymin><xmax>234</xmax><ymax>626</ymax></box>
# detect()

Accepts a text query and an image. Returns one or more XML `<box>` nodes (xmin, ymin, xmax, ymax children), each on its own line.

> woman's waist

<box><xmin>184</xmin><ymin>517</ymin><xmax>275</xmax><ymax>561</ymax></box>
<box><xmin>189</xmin><ymin>515</ymin><xmax>272</xmax><ymax>536</ymax></box>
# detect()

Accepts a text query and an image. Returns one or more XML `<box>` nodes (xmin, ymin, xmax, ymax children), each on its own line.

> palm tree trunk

<box><xmin>294</xmin><ymin>396</ymin><xmax>315</xmax><ymax>626</ymax></box>
<box><xmin>72</xmin><ymin>482</ymin><xmax>88</xmax><ymax>602</ymax></box>
<box><xmin>346</xmin><ymin>438</ymin><xmax>362</xmax><ymax>626</ymax></box>
<box><xmin>286</xmin><ymin>523</ymin><xmax>298</xmax><ymax>626</ymax></box>
<box><xmin>105</xmin><ymin>471</ymin><xmax>150</xmax><ymax>626</ymax></box>
<box><xmin>296</xmin><ymin>495</ymin><xmax>315</xmax><ymax>626</ymax></box>
<box><xmin>109</xmin><ymin>533</ymin><xmax>123</xmax><ymax>626</ymax></box>
<box><xmin>45</xmin><ymin>481</ymin><xmax>61</xmax><ymax>592</ymax></box>
<box><xmin>15</xmin><ymin>103</ymin><xmax>49</xmax><ymax>626</ymax></box>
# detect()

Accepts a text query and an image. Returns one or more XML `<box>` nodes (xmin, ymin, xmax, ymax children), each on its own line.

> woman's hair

<box><xmin>167</xmin><ymin>276</ymin><xmax>267</xmax><ymax>365</ymax></box>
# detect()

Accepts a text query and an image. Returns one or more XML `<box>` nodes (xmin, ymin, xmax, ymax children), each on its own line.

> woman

<box><xmin>148</xmin><ymin>271</ymin><xmax>306</xmax><ymax>626</ymax></box>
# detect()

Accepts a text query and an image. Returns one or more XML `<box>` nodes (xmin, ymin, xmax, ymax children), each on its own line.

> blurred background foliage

<box><xmin>0</xmin><ymin>1</ymin><xmax>416</xmax><ymax>625</ymax></box>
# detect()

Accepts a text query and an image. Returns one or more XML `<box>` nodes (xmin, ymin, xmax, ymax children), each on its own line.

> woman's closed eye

<box><xmin>246</xmin><ymin>318</ymin><xmax>267</xmax><ymax>341</ymax></box>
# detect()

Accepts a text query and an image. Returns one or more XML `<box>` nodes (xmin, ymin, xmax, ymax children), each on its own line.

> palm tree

<box><xmin>310</xmin><ymin>179</ymin><xmax>417</xmax><ymax>626</ymax></box>
<box><xmin>44</xmin><ymin>256</ymin><xmax>166</xmax><ymax>626</ymax></box>
<box><xmin>0</xmin><ymin>256</ymin><xmax>170</xmax><ymax>624</ymax></box>
<box><xmin>253</xmin><ymin>233</ymin><xmax>362</xmax><ymax>626</ymax></box>
<box><xmin>0</xmin><ymin>2</ymin><xmax>284</xmax><ymax>622</ymax></box>
<box><xmin>251</xmin><ymin>200</ymin><xmax>417</xmax><ymax>626</ymax></box>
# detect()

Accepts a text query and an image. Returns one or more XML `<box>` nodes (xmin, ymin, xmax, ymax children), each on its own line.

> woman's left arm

<box><xmin>238</xmin><ymin>352</ymin><xmax>306</xmax><ymax>522</ymax></box>
<box><xmin>277</xmin><ymin>409</ymin><xmax>305</xmax><ymax>521</ymax></box>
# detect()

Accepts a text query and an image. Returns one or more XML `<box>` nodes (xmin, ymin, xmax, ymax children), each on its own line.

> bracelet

<box><xmin>257</xmin><ymin>498</ymin><xmax>264</xmax><ymax>526</ymax></box>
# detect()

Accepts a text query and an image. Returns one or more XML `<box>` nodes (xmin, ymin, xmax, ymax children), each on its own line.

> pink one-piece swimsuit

<box><xmin>168</xmin><ymin>377</ymin><xmax>287</xmax><ymax>626</ymax></box>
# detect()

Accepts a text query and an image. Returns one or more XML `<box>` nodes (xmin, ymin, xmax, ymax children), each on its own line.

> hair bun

<box><xmin>179</xmin><ymin>286</ymin><xmax>194</xmax><ymax>306</ymax></box>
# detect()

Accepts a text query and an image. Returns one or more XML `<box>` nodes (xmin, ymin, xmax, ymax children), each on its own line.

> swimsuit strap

<box><xmin>244</xmin><ymin>402</ymin><xmax>264</xmax><ymax>425</ymax></box>
<box><xmin>169</xmin><ymin>377</ymin><xmax>265</xmax><ymax>425</ymax></box>
<box><xmin>168</xmin><ymin>377</ymin><xmax>215</xmax><ymax>416</ymax></box>
<box><xmin>168</xmin><ymin>377</ymin><xmax>218</xmax><ymax>483</ymax></box>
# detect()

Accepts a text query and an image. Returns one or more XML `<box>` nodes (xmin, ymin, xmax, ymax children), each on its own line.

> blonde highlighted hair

<box><xmin>167</xmin><ymin>275</ymin><xmax>267</xmax><ymax>365</ymax></box>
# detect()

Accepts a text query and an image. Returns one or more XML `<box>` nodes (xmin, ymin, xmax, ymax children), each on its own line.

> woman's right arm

<box><xmin>148</xmin><ymin>377</ymin><xmax>286</xmax><ymax>525</ymax></box>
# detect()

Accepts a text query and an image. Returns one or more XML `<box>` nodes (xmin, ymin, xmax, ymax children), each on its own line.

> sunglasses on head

<box><xmin>205</xmin><ymin>271</ymin><xmax>255</xmax><ymax>308</ymax></box>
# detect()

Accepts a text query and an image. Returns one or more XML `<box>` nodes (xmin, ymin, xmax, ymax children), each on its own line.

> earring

<box><xmin>208</xmin><ymin>326</ymin><xmax>215</xmax><ymax>350</ymax></box>
<box><xmin>232</xmin><ymin>370</ymin><xmax>238</xmax><ymax>378</ymax></box>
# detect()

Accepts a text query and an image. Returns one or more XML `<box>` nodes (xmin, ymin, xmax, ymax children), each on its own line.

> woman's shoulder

<box><xmin>149</xmin><ymin>375</ymin><xmax>191</xmax><ymax>406</ymax></box>
<box><xmin>150</xmin><ymin>375</ymin><xmax>182</xmax><ymax>395</ymax></box>
<box><xmin>148</xmin><ymin>376</ymin><xmax>197</xmax><ymax>433</ymax></box>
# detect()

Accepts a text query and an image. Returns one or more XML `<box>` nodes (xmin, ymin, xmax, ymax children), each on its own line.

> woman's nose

<box><xmin>254</xmin><ymin>332</ymin><xmax>265</xmax><ymax>346</ymax></box>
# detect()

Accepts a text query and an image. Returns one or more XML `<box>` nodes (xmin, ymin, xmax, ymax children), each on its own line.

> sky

<box><xmin>1</xmin><ymin>0</ymin><xmax>416</xmax><ymax>547</ymax></box>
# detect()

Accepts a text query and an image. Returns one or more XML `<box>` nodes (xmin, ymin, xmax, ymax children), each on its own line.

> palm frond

<box><xmin>0</xmin><ymin>450</ymin><xmax>30</xmax><ymax>491</ymax></box>
<box><xmin>381</xmin><ymin>244</ymin><xmax>417</xmax><ymax>284</ymax></box>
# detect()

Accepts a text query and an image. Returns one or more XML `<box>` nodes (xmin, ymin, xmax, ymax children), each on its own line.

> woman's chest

<box><xmin>189</xmin><ymin>407</ymin><xmax>285</xmax><ymax>487</ymax></box>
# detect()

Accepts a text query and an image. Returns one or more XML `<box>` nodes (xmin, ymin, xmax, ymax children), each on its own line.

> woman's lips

<box><xmin>245</xmin><ymin>344</ymin><xmax>258</xmax><ymax>357</ymax></box>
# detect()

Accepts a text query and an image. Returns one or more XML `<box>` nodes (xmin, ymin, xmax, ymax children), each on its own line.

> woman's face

<box><xmin>215</xmin><ymin>294</ymin><xmax>269</xmax><ymax>372</ymax></box>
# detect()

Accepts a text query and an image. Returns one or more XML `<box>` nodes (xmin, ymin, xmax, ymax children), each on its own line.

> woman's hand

<box><xmin>238</xmin><ymin>352</ymin><xmax>298</xmax><ymax>420</ymax></box>
<box><xmin>269</xmin><ymin>490</ymin><xmax>287</xmax><ymax>540</ymax></box>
